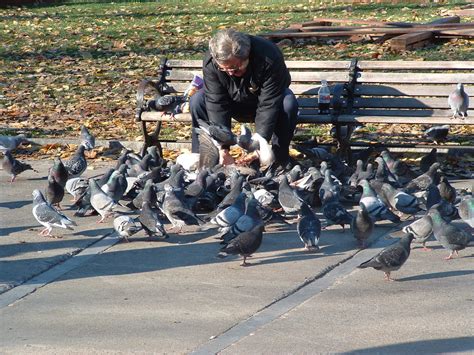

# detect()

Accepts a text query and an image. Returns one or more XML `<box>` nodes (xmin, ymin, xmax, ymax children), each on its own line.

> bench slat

<box><xmin>358</xmin><ymin>72</ymin><xmax>474</xmax><ymax>84</ymax></box>
<box><xmin>357</xmin><ymin>61</ymin><xmax>474</xmax><ymax>70</ymax></box>
<box><xmin>351</xmin><ymin>109</ymin><xmax>471</xmax><ymax>117</ymax></box>
<box><xmin>355</xmin><ymin>84</ymin><xmax>474</xmax><ymax>97</ymax></box>
<box><xmin>353</xmin><ymin>97</ymin><xmax>459</xmax><ymax>109</ymax></box>
<box><xmin>299</xmin><ymin>114</ymin><xmax>473</xmax><ymax>125</ymax></box>
<box><xmin>167</xmin><ymin>59</ymin><xmax>353</xmax><ymax>70</ymax></box>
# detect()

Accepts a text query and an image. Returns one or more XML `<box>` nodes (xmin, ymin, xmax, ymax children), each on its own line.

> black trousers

<box><xmin>190</xmin><ymin>88</ymin><xmax>298</xmax><ymax>165</ymax></box>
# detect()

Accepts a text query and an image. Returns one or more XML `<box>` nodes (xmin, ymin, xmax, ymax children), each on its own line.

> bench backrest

<box><xmin>151</xmin><ymin>59</ymin><xmax>474</xmax><ymax>125</ymax></box>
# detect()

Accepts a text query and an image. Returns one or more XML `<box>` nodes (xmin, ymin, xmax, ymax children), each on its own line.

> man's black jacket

<box><xmin>202</xmin><ymin>35</ymin><xmax>291</xmax><ymax>142</ymax></box>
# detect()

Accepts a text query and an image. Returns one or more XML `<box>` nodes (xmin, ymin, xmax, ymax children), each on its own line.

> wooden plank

<box><xmin>350</xmin><ymin>109</ymin><xmax>459</xmax><ymax>117</ymax></box>
<box><xmin>436</xmin><ymin>29</ymin><xmax>474</xmax><ymax>37</ymax></box>
<box><xmin>390</xmin><ymin>31</ymin><xmax>434</xmax><ymax>50</ymax></box>
<box><xmin>353</xmin><ymin>97</ymin><xmax>460</xmax><ymax>109</ymax></box>
<box><xmin>357</xmin><ymin>60</ymin><xmax>474</xmax><ymax>70</ymax></box>
<box><xmin>261</xmin><ymin>24</ymin><xmax>474</xmax><ymax>39</ymax></box>
<box><xmin>428</xmin><ymin>16</ymin><xmax>461</xmax><ymax>25</ymax></box>
<box><xmin>358</xmin><ymin>72</ymin><xmax>474</xmax><ymax>84</ymax></box>
<box><xmin>334</xmin><ymin>115</ymin><xmax>473</xmax><ymax>125</ymax></box>
<box><xmin>310</xmin><ymin>17</ymin><xmax>415</xmax><ymax>27</ymax></box>
<box><xmin>166</xmin><ymin>60</ymin><xmax>474</xmax><ymax>71</ymax></box>
<box><xmin>354</xmin><ymin>84</ymin><xmax>474</xmax><ymax>97</ymax></box>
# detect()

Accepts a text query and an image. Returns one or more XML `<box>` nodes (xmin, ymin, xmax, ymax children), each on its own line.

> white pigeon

<box><xmin>32</xmin><ymin>189</ymin><xmax>76</xmax><ymax>236</ymax></box>
<box><xmin>89</xmin><ymin>179</ymin><xmax>117</xmax><ymax>223</ymax></box>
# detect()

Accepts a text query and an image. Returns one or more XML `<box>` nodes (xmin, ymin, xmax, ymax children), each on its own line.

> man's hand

<box><xmin>236</xmin><ymin>151</ymin><xmax>259</xmax><ymax>166</ymax></box>
<box><xmin>219</xmin><ymin>148</ymin><xmax>235</xmax><ymax>166</ymax></box>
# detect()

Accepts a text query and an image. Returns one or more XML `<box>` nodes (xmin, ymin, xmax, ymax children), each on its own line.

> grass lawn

<box><xmin>0</xmin><ymin>0</ymin><xmax>472</xmax><ymax>143</ymax></box>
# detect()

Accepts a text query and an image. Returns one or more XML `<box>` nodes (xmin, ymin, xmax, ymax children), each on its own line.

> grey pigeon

<box><xmin>102</xmin><ymin>170</ymin><xmax>127</xmax><ymax>203</ymax></box>
<box><xmin>448</xmin><ymin>83</ymin><xmax>469</xmax><ymax>118</ymax></box>
<box><xmin>218</xmin><ymin>223</ymin><xmax>265</xmax><ymax>266</ymax></box>
<box><xmin>80</xmin><ymin>125</ymin><xmax>95</xmax><ymax>150</ymax></box>
<box><xmin>381</xmin><ymin>183</ymin><xmax>421</xmax><ymax>216</ymax></box>
<box><xmin>438</xmin><ymin>175</ymin><xmax>456</xmax><ymax>204</ymax></box>
<box><xmin>358</xmin><ymin>179</ymin><xmax>401</xmax><ymax>224</ymax></box>
<box><xmin>420</xmin><ymin>148</ymin><xmax>437</xmax><ymax>173</ymax></box>
<box><xmin>287</xmin><ymin>164</ymin><xmax>303</xmax><ymax>184</ymax></box>
<box><xmin>139</xmin><ymin>201</ymin><xmax>169</xmax><ymax>239</ymax></box>
<box><xmin>32</xmin><ymin>189</ymin><xmax>76</xmax><ymax>236</ymax></box>
<box><xmin>64</xmin><ymin>144</ymin><xmax>87</xmax><ymax>178</ymax></box>
<box><xmin>294</xmin><ymin>144</ymin><xmax>332</xmax><ymax>162</ymax></box>
<box><xmin>404</xmin><ymin>162</ymin><xmax>441</xmax><ymax>194</ymax></box>
<box><xmin>278</xmin><ymin>174</ymin><xmax>303</xmax><ymax>215</ymax></box>
<box><xmin>297</xmin><ymin>202</ymin><xmax>321</xmax><ymax>251</ymax></box>
<box><xmin>128</xmin><ymin>179</ymin><xmax>157</xmax><ymax>210</ymax></box>
<box><xmin>374</xmin><ymin>156</ymin><xmax>398</xmax><ymax>185</ymax></box>
<box><xmin>425</xmin><ymin>125</ymin><xmax>449</xmax><ymax>144</ymax></box>
<box><xmin>425</xmin><ymin>184</ymin><xmax>459</xmax><ymax>222</ymax></box>
<box><xmin>429</xmin><ymin>206</ymin><xmax>471</xmax><ymax>260</ymax></box>
<box><xmin>319</xmin><ymin>169</ymin><xmax>341</xmax><ymax>205</ymax></box>
<box><xmin>351</xmin><ymin>204</ymin><xmax>374</xmax><ymax>248</ymax></box>
<box><xmin>211</xmin><ymin>192</ymin><xmax>246</xmax><ymax>228</ymax></box>
<box><xmin>222</xmin><ymin>195</ymin><xmax>262</xmax><ymax>244</ymax></box>
<box><xmin>161</xmin><ymin>184</ymin><xmax>201</xmax><ymax>231</ymax></box>
<box><xmin>2</xmin><ymin>150</ymin><xmax>38</xmax><ymax>182</ymax></box>
<box><xmin>358</xmin><ymin>232</ymin><xmax>414</xmax><ymax>281</ymax></box>
<box><xmin>349</xmin><ymin>160</ymin><xmax>364</xmax><ymax>187</ymax></box>
<box><xmin>402</xmin><ymin>215</ymin><xmax>433</xmax><ymax>251</ymax></box>
<box><xmin>380</xmin><ymin>150</ymin><xmax>416</xmax><ymax>186</ymax></box>
<box><xmin>459</xmin><ymin>195</ymin><xmax>474</xmax><ymax>228</ymax></box>
<box><xmin>113</xmin><ymin>215</ymin><xmax>141</xmax><ymax>242</ymax></box>
<box><xmin>322</xmin><ymin>197</ymin><xmax>353</xmax><ymax>232</ymax></box>
<box><xmin>46</xmin><ymin>174</ymin><xmax>65</xmax><ymax>209</ymax></box>
<box><xmin>0</xmin><ymin>133</ymin><xmax>30</xmax><ymax>152</ymax></box>
<box><xmin>50</xmin><ymin>157</ymin><xmax>69</xmax><ymax>188</ymax></box>
<box><xmin>89</xmin><ymin>178</ymin><xmax>117</xmax><ymax>222</ymax></box>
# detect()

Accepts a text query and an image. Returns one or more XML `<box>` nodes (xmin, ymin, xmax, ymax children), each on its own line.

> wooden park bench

<box><xmin>135</xmin><ymin>58</ymin><xmax>473</xmax><ymax>158</ymax></box>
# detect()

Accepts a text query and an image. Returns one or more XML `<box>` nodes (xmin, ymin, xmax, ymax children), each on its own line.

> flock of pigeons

<box><xmin>0</xmin><ymin>82</ymin><xmax>472</xmax><ymax>281</ymax></box>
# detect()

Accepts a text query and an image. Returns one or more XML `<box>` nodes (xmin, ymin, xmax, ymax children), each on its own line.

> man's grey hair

<box><xmin>209</xmin><ymin>29</ymin><xmax>251</xmax><ymax>62</ymax></box>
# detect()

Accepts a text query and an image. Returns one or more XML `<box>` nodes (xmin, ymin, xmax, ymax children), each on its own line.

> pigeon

<box><xmin>32</xmin><ymin>189</ymin><xmax>76</xmax><ymax>237</ymax></box>
<box><xmin>196</xmin><ymin>127</ymin><xmax>220</xmax><ymax>170</ymax></box>
<box><xmin>218</xmin><ymin>223</ymin><xmax>265</xmax><ymax>266</ymax></box>
<box><xmin>222</xmin><ymin>195</ymin><xmax>262</xmax><ymax>244</ymax></box>
<box><xmin>102</xmin><ymin>170</ymin><xmax>127</xmax><ymax>203</ymax></box>
<box><xmin>448</xmin><ymin>83</ymin><xmax>469</xmax><ymax>119</ymax></box>
<box><xmin>297</xmin><ymin>202</ymin><xmax>321</xmax><ymax>251</ymax></box>
<box><xmin>380</xmin><ymin>150</ymin><xmax>416</xmax><ymax>186</ymax></box>
<box><xmin>203</xmin><ymin>122</ymin><xmax>237</xmax><ymax>147</ymax></box>
<box><xmin>287</xmin><ymin>164</ymin><xmax>303</xmax><ymax>184</ymax></box>
<box><xmin>64</xmin><ymin>144</ymin><xmax>87</xmax><ymax>178</ymax></box>
<box><xmin>402</xmin><ymin>215</ymin><xmax>433</xmax><ymax>251</ymax></box>
<box><xmin>322</xmin><ymin>197</ymin><xmax>353</xmax><ymax>232</ymax></box>
<box><xmin>0</xmin><ymin>133</ymin><xmax>30</xmax><ymax>152</ymax></box>
<box><xmin>374</xmin><ymin>156</ymin><xmax>398</xmax><ymax>185</ymax></box>
<box><xmin>319</xmin><ymin>169</ymin><xmax>341</xmax><ymax>205</ymax></box>
<box><xmin>404</xmin><ymin>162</ymin><xmax>441</xmax><ymax>194</ymax></box>
<box><xmin>237</xmin><ymin>124</ymin><xmax>258</xmax><ymax>152</ymax></box>
<box><xmin>80</xmin><ymin>125</ymin><xmax>95</xmax><ymax>150</ymax></box>
<box><xmin>65</xmin><ymin>177</ymin><xmax>89</xmax><ymax>201</ymax></box>
<box><xmin>251</xmin><ymin>133</ymin><xmax>275</xmax><ymax>167</ymax></box>
<box><xmin>161</xmin><ymin>184</ymin><xmax>201</xmax><ymax>231</ymax></box>
<box><xmin>419</xmin><ymin>148</ymin><xmax>437</xmax><ymax>173</ymax></box>
<box><xmin>438</xmin><ymin>175</ymin><xmax>456</xmax><ymax>204</ymax></box>
<box><xmin>358</xmin><ymin>179</ymin><xmax>401</xmax><ymax>224</ymax></box>
<box><xmin>113</xmin><ymin>215</ymin><xmax>141</xmax><ymax>242</ymax></box>
<box><xmin>184</xmin><ymin>169</ymin><xmax>208</xmax><ymax>209</ymax></box>
<box><xmin>128</xmin><ymin>179</ymin><xmax>157</xmax><ymax>210</ymax></box>
<box><xmin>429</xmin><ymin>206</ymin><xmax>472</xmax><ymax>260</ymax></box>
<box><xmin>424</xmin><ymin>125</ymin><xmax>449</xmax><ymax>144</ymax></box>
<box><xmin>215</xmin><ymin>174</ymin><xmax>245</xmax><ymax>212</ymax></box>
<box><xmin>46</xmin><ymin>174</ymin><xmax>65</xmax><ymax>209</ymax></box>
<box><xmin>358</xmin><ymin>232</ymin><xmax>414</xmax><ymax>281</ymax></box>
<box><xmin>211</xmin><ymin>192</ymin><xmax>246</xmax><ymax>228</ymax></box>
<box><xmin>89</xmin><ymin>178</ymin><xmax>117</xmax><ymax>222</ymax></box>
<box><xmin>278</xmin><ymin>175</ymin><xmax>303</xmax><ymax>215</ymax></box>
<box><xmin>294</xmin><ymin>145</ymin><xmax>332</xmax><ymax>162</ymax></box>
<box><xmin>349</xmin><ymin>160</ymin><xmax>364</xmax><ymax>187</ymax></box>
<box><xmin>351</xmin><ymin>204</ymin><xmax>374</xmax><ymax>248</ymax></box>
<box><xmin>459</xmin><ymin>195</ymin><xmax>474</xmax><ymax>228</ymax></box>
<box><xmin>50</xmin><ymin>157</ymin><xmax>69</xmax><ymax>187</ymax></box>
<box><xmin>425</xmin><ymin>184</ymin><xmax>459</xmax><ymax>222</ymax></box>
<box><xmin>2</xmin><ymin>150</ymin><xmax>38</xmax><ymax>182</ymax></box>
<box><xmin>138</xmin><ymin>201</ymin><xmax>169</xmax><ymax>239</ymax></box>
<box><xmin>381</xmin><ymin>183</ymin><xmax>421</xmax><ymax>216</ymax></box>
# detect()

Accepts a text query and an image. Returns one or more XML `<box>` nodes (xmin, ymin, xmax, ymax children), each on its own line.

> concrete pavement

<box><xmin>0</xmin><ymin>159</ymin><xmax>473</xmax><ymax>353</ymax></box>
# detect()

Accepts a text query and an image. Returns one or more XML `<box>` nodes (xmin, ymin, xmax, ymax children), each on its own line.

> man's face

<box><xmin>215</xmin><ymin>57</ymin><xmax>249</xmax><ymax>77</ymax></box>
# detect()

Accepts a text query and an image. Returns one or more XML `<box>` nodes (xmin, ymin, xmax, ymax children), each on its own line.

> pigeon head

<box><xmin>457</xmin><ymin>83</ymin><xmax>464</xmax><ymax>92</ymax></box>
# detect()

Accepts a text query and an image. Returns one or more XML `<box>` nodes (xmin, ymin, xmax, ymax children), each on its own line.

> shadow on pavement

<box><xmin>346</xmin><ymin>336</ymin><xmax>474</xmax><ymax>354</ymax></box>
<box><xmin>398</xmin><ymin>270</ymin><xmax>474</xmax><ymax>282</ymax></box>
<box><xmin>0</xmin><ymin>225</ymin><xmax>37</xmax><ymax>237</ymax></box>
<box><xmin>0</xmin><ymin>200</ymin><xmax>31</xmax><ymax>209</ymax></box>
